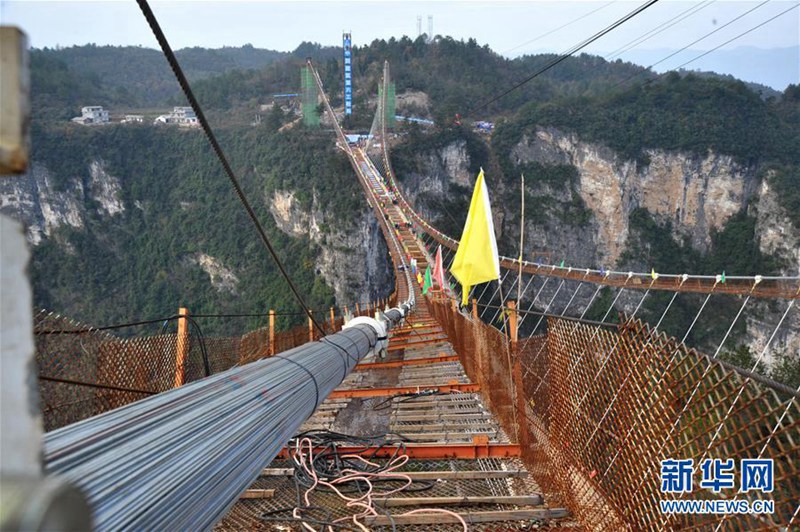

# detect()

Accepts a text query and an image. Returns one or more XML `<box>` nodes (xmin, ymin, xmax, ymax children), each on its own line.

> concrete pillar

<box><xmin>0</xmin><ymin>216</ymin><xmax>40</xmax><ymax>477</ymax></box>
<box><xmin>1</xmin><ymin>215</ymin><xmax>91</xmax><ymax>530</ymax></box>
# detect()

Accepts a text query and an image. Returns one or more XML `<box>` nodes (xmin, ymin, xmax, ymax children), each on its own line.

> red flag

<box><xmin>433</xmin><ymin>245</ymin><xmax>446</xmax><ymax>290</ymax></box>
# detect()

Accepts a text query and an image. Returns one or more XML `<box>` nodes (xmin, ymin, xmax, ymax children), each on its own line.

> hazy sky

<box><xmin>1</xmin><ymin>1</ymin><xmax>798</xmax><ymax>86</ymax></box>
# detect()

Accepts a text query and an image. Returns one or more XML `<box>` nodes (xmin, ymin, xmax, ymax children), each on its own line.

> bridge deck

<box><xmin>216</xmin><ymin>155</ymin><xmax>569</xmax><ymax>530</ymax></box>
<box><xmin>216</xmin><ymin>297</ymin><xmax>568</xmax><ymax>530</ymax></box>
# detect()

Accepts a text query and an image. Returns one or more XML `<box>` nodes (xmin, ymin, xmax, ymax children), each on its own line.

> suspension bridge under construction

<box><xmin>16</xmin><ymin>58</ymin><xmax>798</xmax><ymax>531</ymax></box>
<box><xmin>2</xmin><ymin>7</ymin><xmax>799</xmax><ymax>530</ymax></box>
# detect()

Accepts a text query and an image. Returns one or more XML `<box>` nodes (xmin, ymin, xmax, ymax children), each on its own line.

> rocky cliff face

<box><xmin>513</xmin><ymin>129</ymin><xmax>798</xmax><ymax>364</ymax></box>
<box><xmin>0</xmin><ymin>160</ymin><xmax>128</xmax><ymax>246</ymax></box>
<box><xmin>1</xmin><ymin>158</ymin><xmax>392</xmax><ymax>315</ymax></box>
<box><xmin>268</xmin><ymin>189</ymin><xmax>393</xmax><ymax>307</ymax></box>
<box><xmin>183</xmin><ymin>252</ymin><xmax>240</xmax><ymax>295</ymax></box>
<box><xmin>395</xmin><ymin>126</ymin><xmax>798</xmax><ymax>364</ymax></box>
<box><xmin>397</xmin><ymin>140</ymin><xmax>471</xmax><ymax>203</ymax></box>
<box><xmin>512</xmin><ymin>127</ymin><xmax>760</xmax><ymax>265</ymax></box>
<box><xmin>754</xmin><ymin>176</ymin><xmax>800</xmax><ymax>275</ymax></box>
<box><xmin>400</xmin><ymin>126</ymin><xmax>798</xmax><ymax>276</ymax></box>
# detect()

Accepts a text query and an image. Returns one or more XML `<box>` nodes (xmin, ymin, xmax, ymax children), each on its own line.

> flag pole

<box><xmin>517</xmin><ymin>173</ymin><xmax>524</xmax><ymax>305</ymax></box>
<box><xmin>497</xmin><ymin>279</ymin><xmax>508</xmax><ymax>333</ymax></box>
<box><xmin>497</xmin><ymin>273</ymin><xmax>520</xmax><ymax>441</ymax></box>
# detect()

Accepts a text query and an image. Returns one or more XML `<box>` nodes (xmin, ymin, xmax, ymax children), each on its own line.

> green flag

<box><xmin>422</xmin><ymin>265</ymin><xmax>433</xmax><ymax>295</ymax></box>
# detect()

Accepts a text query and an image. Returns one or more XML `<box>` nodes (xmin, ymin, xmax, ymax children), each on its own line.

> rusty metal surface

<box><xmin>427</xmin><ymin>298</ymin><xmax>799</xmax><ymax>530</ymax></box>
<box><xmin>33</xmin><ymin>311</ymin><xmax>343</xmax><ymax>431</ymax></box>
<box><xmin>216</xmin><ymin>297</ymin><xmax>559</xmax><ymax>531</ymax></box>
<box><xmin>32</xmin><ymin>60</ymin><xmax>798</xmax><ymax>527</ymax></box>
<box><xmin>216</xmin><ymin>458</ymin><xmax>556</xmax><ymax>531</ymax></box>
<box><xmin>214</xmin><ymin>151</ymin><xmax>562</xmax><ymax>528</ymax></box>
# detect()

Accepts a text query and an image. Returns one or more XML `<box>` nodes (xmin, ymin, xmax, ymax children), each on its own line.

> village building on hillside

<box><xmin>121</xmin><ymin>115</ymin><xmax>144</xmax><ymax>124</ymax></box>
<box><xmin>154</xmin><ymin>107</ymin><xmax>199</xmax><ymax>127</ymax></box>
<box><xmin>71</xmin><ymin>106</ymin><xmax>109</xmax><ymax>125</ymax></box>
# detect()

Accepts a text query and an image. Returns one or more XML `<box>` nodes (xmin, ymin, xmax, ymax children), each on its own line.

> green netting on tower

<box><xmin>301</xmin><ymin>66</ymin><xmax>320</xmax><ymax>127</ymax></box>
<box><xmin>377</xmin><ymin>84</ymin><xmax>383</xmax><ymax>117</ymax></box>
<box><xmin>386</xmin><ymin>82</ymin><xmax>396</xmax><ymax>129</ymax></box>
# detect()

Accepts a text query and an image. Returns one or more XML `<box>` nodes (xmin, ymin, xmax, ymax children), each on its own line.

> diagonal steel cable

<box><xmin>519</xmin><ymin>279</ymin><xmax>589</xmax><ymax>382</ymax></box>
<box><xmin>699</xmin><ymin>299</ymin><xmax>796</xmax><ymax>462</ymax></box>
<box><xmin>578</xmin><ymin>289</ymin><xmax>680</xmax><ymax>456</ymax></box>
<box><xmin>479</xmin><ymin>271</ymin><xmax>511</xmax><ymax>319</ymax></box>
<box><xmin>603</xmin><ymin>282</ymin><xmax>716</xmax><ymax>475</ymax></box>
<box><xmin>563</xmin><ymin>282</ymin><xmax>654</xmax><ymax>428</ymax></box>
<box><xmin>632</xmin><ymin>284</ymin><xmax>755</xmax><ymax>494</ymax></box>
<box><xmin>135</xmin><ymin>0</ymin><xmax>326</xmax><ymax>336</ymax></box>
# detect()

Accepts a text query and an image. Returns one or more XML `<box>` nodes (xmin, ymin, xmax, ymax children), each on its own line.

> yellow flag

<box><xmin>451</xmin><ymin>169</ymin><xmax>500</xmax><ymax>306</ymax></box>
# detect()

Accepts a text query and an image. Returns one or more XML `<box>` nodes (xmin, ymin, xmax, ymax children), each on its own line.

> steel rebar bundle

<box><xmin>42</xmin><ymin>304</ymin><xmax>410</xmax><ymax>531</ymax></box>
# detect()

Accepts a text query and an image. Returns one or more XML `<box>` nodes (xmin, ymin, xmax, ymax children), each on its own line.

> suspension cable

<box><xmin>713</xmin><ymin>342</ymin><xmax>800</xmax><ymax>531</ymax></box>
<box><xmin>632</xmin><ymin>282</ymin><xmax>754</xmax><ymax>492</ymax></box>
<box><xmin>578</xmin><ymin>286</ymin><xmax>679</xmax><ymax>455</ymax></box>
<box><xmin>479</xmin><ymin>271</ymin><xmax>512</xmax><ymax>319</ymax></box>
<box><xmin>613</xmin><ymin>0</ymin><xmax>771</xmax><ymax>89</ymax></box>
<box><xmin>699</xmin><ymin>299</ymin><xmax>796</xmax><ymax>461</ymax></box>
<box><xmin>606</xmin><ymin>0</ymin><xmax>716</xmax><ymax>61</ymax></box>
<box><xmin>466</xmin><ymin>0</ymin><xmax>661</xmax><ymax>115</ymax></box>
<box><xmin>667</xmin><ymin>3</ymin><xmax>799</xmax><ymax>74</ymax></box>
<box><xmin>524</xmin><ymin>281</ymin><xmax>603</xmax><ymax>390</ymax></box>
<box><xmin>502</xmin><ymin>0</ymin><xmax>619</xmax><ymax>56</ymax></box>
<box><xmin>603</xmin><ymin>285</ymin><xmax>717</xmax><ymax>475</ymax></box>
<box><xmin>135</xmin><ymin>0</ymin><xmax>326</xmax><ymax>337</ymax></box>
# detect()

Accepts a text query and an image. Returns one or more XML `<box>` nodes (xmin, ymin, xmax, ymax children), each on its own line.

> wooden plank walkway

<box><xmin>216</xmin><ymin>149</ymin><xmax>568</xmax><ymax>530</ymax></box>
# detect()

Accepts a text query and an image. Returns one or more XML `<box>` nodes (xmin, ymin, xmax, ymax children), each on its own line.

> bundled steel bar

<box><xmin>42</xmin><ymin>302</ymin><xmax>411</xmax><ymax>531</ymax></box>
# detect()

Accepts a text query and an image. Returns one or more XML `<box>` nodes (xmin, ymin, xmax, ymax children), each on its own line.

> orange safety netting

<box><xmin>427</xmin><ymin>298</ymin><xmax>799</xmax><ymax>530</ymax></box>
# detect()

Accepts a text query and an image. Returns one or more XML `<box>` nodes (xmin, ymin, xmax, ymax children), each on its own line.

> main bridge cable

<box><xmin>665</xmin><ymin>2</ymin><xmax>799</xmax><ymax>75</ymax></box>
<box><xmin>612</xmin><ymin>0</ymin><xmax>774</xmax><ymax>89</ymax></box>
<box><xmin>135</xmin><ymin>0</ymin><xmax>326</xmax><ymax>338</ymax></box>
<box><xmin>465</xmin><ymin>0</ymin><xmax>661</xmax><ymax>116</ymax></box>
<box><xmin>502</xmin><ymin>0</ymin><xmax>619</xmax><ymax>56</ymax></box>
<box><xmin>604</xmin><ymin>0</ymin><xmax>716</xmax><ymax>61</ymax></box>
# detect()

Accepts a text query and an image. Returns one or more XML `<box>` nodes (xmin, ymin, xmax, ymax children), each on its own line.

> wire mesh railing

<box><xmin>427</xmin><ymin>297</ymin><xmax>799</xmax><ymax>530</ymax></box>
<box><xmin>33</xmin><ymin>302</ymin><xmax>396</xmax><ymax>432</ymax></box>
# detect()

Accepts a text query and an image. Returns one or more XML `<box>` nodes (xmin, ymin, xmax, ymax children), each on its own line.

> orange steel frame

<box><xmin>278</xmin><ymin>442</ymin><xmax>521</xmax><ymax>460</ymax></box>
<box><xmin>328</xmin><ymin>383</ymin><xmax>479</xmax><ymax>399</ymax></box>
<box><xmin>354</xmin><ymin>355</ymin><xmax>459</xmax><ymax>371</ymax></box>
<box><xmin>388</xmin><ymin>337</ymin><xmax>449</xmax><ymax>351</ymax></box>
<box><xmin>390</xmin><ymin>326</ymin><xmax>441</xmax><ymax>336</ymax></box>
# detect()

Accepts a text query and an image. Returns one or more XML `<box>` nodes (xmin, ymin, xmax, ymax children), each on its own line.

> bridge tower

<box><xmin>343</xmin><ymin>32</ymin><xmax>353</xmax><ymax>116</ymax></box>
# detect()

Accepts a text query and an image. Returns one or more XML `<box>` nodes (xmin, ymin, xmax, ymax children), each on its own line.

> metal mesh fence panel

<box><xmin>386</xmin><ymin>81</ymin><xmax>396</xmax><ymax>128</ymax></box>
<box><xmin>34</xmin><ymin>311</ymin><xmax>345</xmax><ymax>432</ymax></box>
<box><xmin>34</xmin><ymin>312</ymin><xmax>180</xmax><ymax>431</ymax></box>
<box><xmin>427</xmin><ymin>299</ymin><xmax>799</xmax><ymax>530</ymax></box>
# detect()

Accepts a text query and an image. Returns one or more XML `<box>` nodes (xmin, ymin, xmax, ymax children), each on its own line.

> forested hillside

<box><xmin>386</xmin><ymin>71</ymin><xmax>799</xmax><ymax>383</ymax></box>
<box><xmin>190</xmin><ymin>36</ymin><xmax>655</xmax><ymax>122</ymax></box>
<box><xmin>30</xmin><ymin>44</ymin><xmax>287</xmax><ymax>117</ymax></box>
<box><xmin>10</xmin><ymin>37</ymin><xmax>798</xmax><ymax>371</ymax></box>
<box><xmin>4</xmin><ymin>117</ymin><xmax>369</xmax><ymax>334</ymax></box>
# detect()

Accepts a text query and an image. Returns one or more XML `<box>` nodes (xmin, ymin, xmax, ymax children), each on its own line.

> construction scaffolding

<box><xmin>383</xmin><ymin>80</ymin><xmax>396</xmax><ymax>129</ymax></box>
<box><xmin>301</xmin><ymin>66</ymin><xmax>320</xmax><ymax>127</ymax></box>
